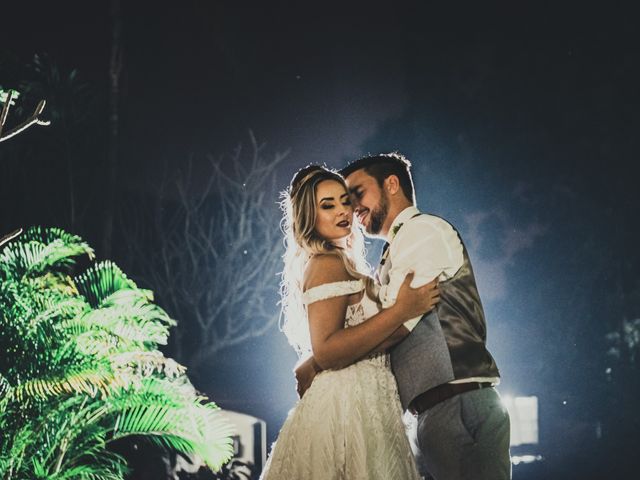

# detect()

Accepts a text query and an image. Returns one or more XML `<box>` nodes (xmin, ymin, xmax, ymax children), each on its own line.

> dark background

<box><xmin>2</xmin><ymin>1</ymin><xmax>639</xmax><ymax>478</ymax></box>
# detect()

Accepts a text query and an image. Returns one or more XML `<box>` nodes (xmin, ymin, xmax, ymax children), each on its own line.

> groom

<box><xmin>339</xmin><ymin>153</ymin><xmax>511</xmax><ymax>480</ymax></box>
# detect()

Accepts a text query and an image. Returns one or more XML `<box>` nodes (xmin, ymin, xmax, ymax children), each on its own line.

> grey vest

<box><xmin>384</xmin><ymin>217</ymin><xmax>500</xmax><ymax>410</ymax></box>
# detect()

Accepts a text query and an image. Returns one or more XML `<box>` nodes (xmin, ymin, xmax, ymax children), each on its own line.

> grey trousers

<box><xmin>411</xmin><ymin>387</ymin><xmax>511</xmax><ymax>480</ymax></box>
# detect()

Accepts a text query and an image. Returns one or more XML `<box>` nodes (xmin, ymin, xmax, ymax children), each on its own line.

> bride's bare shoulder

<box><xmin>303</xmin><ymin>254</ymin><xmax>351</xmax><ymax>291</ymax></box>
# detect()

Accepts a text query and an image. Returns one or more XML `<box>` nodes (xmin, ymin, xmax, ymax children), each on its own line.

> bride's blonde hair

<box><xmin>279</xmin><ymin>165</ymin><xmax>376</xmax><ymax>357</ymax></box>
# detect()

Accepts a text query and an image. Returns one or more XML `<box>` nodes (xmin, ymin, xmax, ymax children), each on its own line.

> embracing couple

<box><xmin>260</xmin><ymin>153</ymin><xmax>511</xmax><ymax>480</ymax></box>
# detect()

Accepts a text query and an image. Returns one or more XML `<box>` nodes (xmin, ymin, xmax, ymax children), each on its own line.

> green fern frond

<box><xmin>12</xmin><ymin>367</ymin><xmax>127</xmax><ymax>402</ymax></box>
<box><xmin>101</xmin><ymin>288</ymin><xmax>154</xmax><ymax>308</ymax></box>
<box><xmin>0</xmin><ymin>372</ymin><xmax>11</xmax><ymax>398</ymax></box>
<box><xmin>74</xmin><ymin>262</ymin><xmax>139</xmax><ymax>309</ymax></box>
<box><xmin>0</xmin><ymin>278</ymin><xmax>34</xmax><ymax>325</ymax></box>
<box><xmin>29</xmin><ymin>297</ymin><xmax>89</xmax><ymax>333</ymax></box>
<box><xmin>31</xmin><ymin>457</ymin><xmax>47</xmax><ymax>478</ymax></box>
<box><xmin>0</xmin><ymin>239</ymin><xmax>93</xmax><ymax>280</ymax></box>
<box><xmin>74</xmin><ymin>329</ymin><xmax>127</xmax><ymax>358</ymax></box>
<box><xmin>14</xmin><ymin>396</ymin><xmax>127</xmax><ymax>480</ymax></box>
<box><xmin>111</xmin><ymin>399</ymin><xmax>234</xmax><ymax>471</ymax></box>
<box><xmin>103</xmin><ymin>290</ymin><xmax>173</xmax><ymax>327</ymax></box>
<box><xmin>79</xmin><ymin>302</ymin><xmax>175</xmax><ymax>347</ymax></box>
<box><xmin>110</xmin><ymin>351</ymin><xmax>186</xmax><ymax>380</ymax></box>
<box><xmin>0</xmin><ymin>241</ymin><xmax>45</xmax><ymax>278</ymax></box>
<box><xmin>30</xmin><ymin>272</ymin><xmax>81</xmax><ymax>297</ymax></box>
<box><xmin>0</xmin><ymin>419</ymin><xmax>37</xmax><ymax>477</ymax></box>
<box><xmin>42</xmin><ymin>443</ymin><xmax>128</xmax><ymax>480</ymax></box>
<box><xmin>0</xmin><ymin>227</ymin><xmax>93</xmax><ymax>281</ymax></box>
<box><xmin>20</xmin><ymin>227</ymin><xmax>94</xmax><ymax>255</ymax></box>
<box><xmin>54</xmin><ymin>461</ymin><xmax>128</xmax><ymax>480</ymax></box>
<box><xmin>0</xmin><ymin>276</ymin><xmax>78</xmax><ymax>342</ymax></box>
<box><xmin>58</xmin><ymin>317</ymin><xmax>92</xmax><ymax>338</ymax></box>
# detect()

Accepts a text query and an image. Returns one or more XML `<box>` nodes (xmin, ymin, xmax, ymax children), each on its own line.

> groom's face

<box><xmin>345</xmin><ymin>169</ymin><xmax>389</xmax><ymax>236</ymax></box>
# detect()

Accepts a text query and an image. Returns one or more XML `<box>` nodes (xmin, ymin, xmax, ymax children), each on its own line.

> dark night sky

<box><xmin>2</xmin><ymin>1</ymin><xmax>639</xmax><ymax>477</ymax></box>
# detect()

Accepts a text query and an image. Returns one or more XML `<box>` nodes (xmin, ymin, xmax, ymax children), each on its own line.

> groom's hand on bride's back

<box><xmin>294</xmin><ymin>356</ymin><xmax>322</xmax><ymax>398</ymax></box>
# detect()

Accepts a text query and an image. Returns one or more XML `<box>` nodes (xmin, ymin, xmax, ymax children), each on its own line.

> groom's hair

<box><xmin>340</xmin><ymin>152</ymin><xmax>415</xmax><ymax>204</ymax></box>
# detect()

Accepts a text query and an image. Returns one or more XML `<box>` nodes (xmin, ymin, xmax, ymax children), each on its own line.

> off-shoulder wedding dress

<box><xmin>260</xmin><ymin>279</ymin><xmax>420</xmax><ymax>480</ymax></box>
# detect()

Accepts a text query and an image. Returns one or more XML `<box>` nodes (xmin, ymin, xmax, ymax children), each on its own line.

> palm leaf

<box><xmin>0</xmin><ymin>227</ymin><xmax>93</xmax><ymax>281</ymax></box>
<box><xmin>0</xmin><ymin>419</ymin><xmax>37</xmax><ymax>477</ymax></box>
<box><xmin>0</xmin><ymin>373</ymin><xmax>11</xmax><ymax>405</ymax></box>
<box><xmin>112</xmin><ymin>398</ymin><xmax>234</xmax><ymax>471</ymax></box>
<box><xmin>0</xmin><ymin>239</ymin><xmax>93</xmax><ymax>280</ymax></box>
<box><xmin>0</xmin><ymin>276</ymin><xmax>75</xmax><ymax>337</ymax></box>
<box><xmin>101</xmin><ymin>288</ymin><xmax>154</xmax><ymax>307</ymax></box>
<box><xmin>17</xmin><ymin>396</ymin><xmax>126</xmax><ymax>480</ymax></box>
<box><xmin>12</xmin><ymin>366</ymin><xmax>126</xmax><ymax>402</ymax></box>
<box><xmin>29</xmin><ymin>271</ymin><xmax>81</xmax><ymax>298</ymax></box>
<box><xmin>19</xmin><ymin>227</ymin><xmax>94</xmax><ymax>253</ymax></box>
<box><xmin>79</xmin><ymin>302</ymin><xmax>175</xmax><ymax>347</ymax></box>
<box><xmin>109</xmin><ymin>351</ymin><xmax>186</xmax><ymax>380</ymax></box>
<box><xmin>29</xmin><ymin>297</ymin><xmax>89</xmax><ymax>334</ymax></box>
<box><xmin>74</xmin><ymin>261</ymin><xmax>139</xmax><ymax>309</ymax></box>
<box><xmin>53</xmin><ymin>458</ymin><xmax>128</xmax><ymax>480</ymax></box>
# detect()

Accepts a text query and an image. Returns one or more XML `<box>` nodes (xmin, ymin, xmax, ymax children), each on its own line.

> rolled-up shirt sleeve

<box><xmin>378</xmin><ymin>217</ymin><xmax>464</xmax><ymax>331</ymax></box>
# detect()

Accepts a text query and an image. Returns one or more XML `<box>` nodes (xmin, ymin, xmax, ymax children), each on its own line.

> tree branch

<box><xmin>0</xmin><ymin>98</ymin><xmax>51</xmax><ymax>143</ymax></box>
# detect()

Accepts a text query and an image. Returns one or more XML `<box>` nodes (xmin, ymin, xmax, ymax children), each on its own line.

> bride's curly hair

<box><xmin>279</xmin><ymin>165</ymin><xmax>376</xmax><ymax>357</ymax></box>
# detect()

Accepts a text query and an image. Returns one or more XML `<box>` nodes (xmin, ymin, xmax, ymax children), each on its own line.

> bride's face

<box><xmin>314</xmin><ymin>179</ymin><xmax>353</xmax><ymax>243</ymax></box>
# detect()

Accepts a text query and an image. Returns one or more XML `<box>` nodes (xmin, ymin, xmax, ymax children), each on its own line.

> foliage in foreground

<box><xmin>0</xmin><ymin>227</ymin><xmax>234</xmax><ymax>479</ymax></box>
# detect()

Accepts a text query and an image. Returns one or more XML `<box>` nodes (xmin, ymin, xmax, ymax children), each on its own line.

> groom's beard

<box><xmin>367</xmin><ymin>194</ymin><xmax>389</xmax><ymax>235</ymax></box>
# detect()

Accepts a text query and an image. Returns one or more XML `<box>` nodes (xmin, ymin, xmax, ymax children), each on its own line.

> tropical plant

<box><xmin>0</xmin><ymin>227</ymin><xmax>234</xmax><ymax>479</ymax></box>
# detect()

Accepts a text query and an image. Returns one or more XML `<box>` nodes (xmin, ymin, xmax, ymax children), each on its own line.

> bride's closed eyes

<box><xmin>320</xmin><ymin>199</ymin><xmax>352</xmax><ymax>210</ymax></box>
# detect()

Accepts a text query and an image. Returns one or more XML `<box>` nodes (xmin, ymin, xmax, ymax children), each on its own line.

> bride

<box><xmin>260</xmin><ymin>165</ymin><xmax>439</xmax><ymax>479</ymax></box>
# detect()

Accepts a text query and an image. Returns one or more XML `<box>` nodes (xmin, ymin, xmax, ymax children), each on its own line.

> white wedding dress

<box><xmin>260</xmin><ymin>279</ymin><xmax>420</xmax><ymax>480</ymax></box>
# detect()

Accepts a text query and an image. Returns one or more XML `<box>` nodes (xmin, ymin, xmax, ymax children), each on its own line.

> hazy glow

<box><xmin>502</xmin><ymin>395</ymin><xmax>539</xmax><ymax>446</ymax></box>
<box><xmin>511</xmin><ymin>454</ymin><xmax>543</xmax><ymax>465</ymax></box>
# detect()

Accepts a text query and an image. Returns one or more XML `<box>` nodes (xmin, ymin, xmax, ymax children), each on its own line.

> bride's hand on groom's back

<box><xmin>394</xmin><ymin>271</ymin><xmax>440</xmax><ymax>320</ymax></box>
<box><xmin>294</xmin><ymin>356</ymin><xmax>322</xmax><ymax>398</ymax></box>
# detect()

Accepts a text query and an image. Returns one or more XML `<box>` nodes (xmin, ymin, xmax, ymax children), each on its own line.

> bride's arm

<box><xmin>369</xmin><ymin>325</ymin><xmax>411</xmax><ymax>353</ymax></box>
<box><xmin>305</xmin><ymin>255</ymin><xmax>435</xmax><ymax>370</ymax></box>
<box><xmin>296</xmin><ymin>325</ymin><xmax>410</xmax><ymax>397</ymax></box>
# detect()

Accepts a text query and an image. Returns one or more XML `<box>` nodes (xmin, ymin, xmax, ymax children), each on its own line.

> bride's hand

<box><xmin>294</xmin><ymin>356</ymin><xmax>322</xmax><ymax>398</ymax></box>
<box><xmin>394</xmin><ymin>271</ymin><xmax>440</xmax><ymax>320</ymax></box>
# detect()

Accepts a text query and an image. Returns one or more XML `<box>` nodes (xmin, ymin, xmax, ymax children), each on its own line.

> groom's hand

<box><xmin>294</xmin><ymin>356</ymin><xmax>322</xmax><ymax>398</ymax></box>
<box><xmin>395</xmin><ymin>272</ymin><xmax>440</xmax><ymax>319</ymax></box>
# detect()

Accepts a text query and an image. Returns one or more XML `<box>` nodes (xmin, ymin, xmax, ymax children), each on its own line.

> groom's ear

<box><xmin>384</xmin><ymin>175</ymin><xmax>401</xmax><ymax>196</ymax></box>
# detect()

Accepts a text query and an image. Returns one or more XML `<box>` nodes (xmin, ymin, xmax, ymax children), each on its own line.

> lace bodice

<box><xmin>302</xmin><ymin>279</ymin><xmax>376</xmax><ymax>326</ymax></box>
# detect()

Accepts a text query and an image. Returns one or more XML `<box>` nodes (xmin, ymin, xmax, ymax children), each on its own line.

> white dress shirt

<box><xmin>378</xmin><ymin>206</ymin><xmax>464</xmax><ymax>331</ymax></box>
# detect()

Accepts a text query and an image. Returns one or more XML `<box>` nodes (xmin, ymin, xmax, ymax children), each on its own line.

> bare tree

<box><xmin>0</xmin><ymin>229</ymin><xmax>22</xmax><ymax>248</ymax></box>
<box><xmin>125</xmin><ymin>133</ymin><xmax>288</xmax><ymax>371</ymax></box>
<box><xmin>0</xmin><ymin>89</ymin><xmax>50</xmax><ymax>143</ymax></box>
